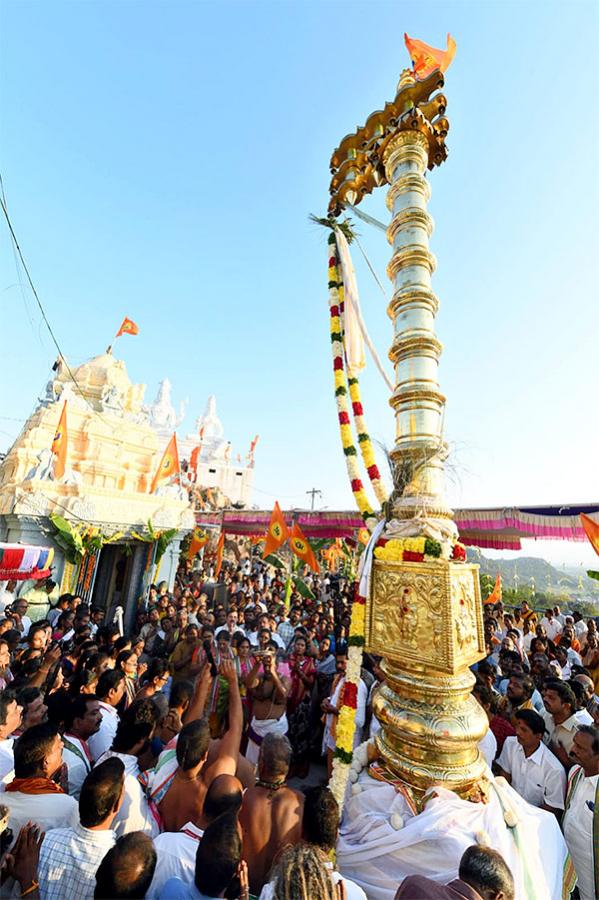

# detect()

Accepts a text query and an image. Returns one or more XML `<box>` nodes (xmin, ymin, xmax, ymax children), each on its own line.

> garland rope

<box><xmin>331</xmin><ymin>230</ymin><xmax>389</xmax><ymax>508</ymax></box>
<box><xmin>328</xmin><ymin>233</ymin><xmax>375</xmax><ymax>522</ymax></box>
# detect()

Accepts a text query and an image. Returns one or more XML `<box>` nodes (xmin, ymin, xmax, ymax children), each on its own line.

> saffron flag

<box><xmin>580</xmin><ymin>513</ymin><xmax>599</xmax><ymax>557</ymax></box>
<box><xmin>214</xmin><ymin>531</ymin><xmax>225</xmax><ymax>578</ymax></box>
<box><xmin>150</xmin><ymin>434</ymin><xmax>180</xmax><ymax>494</ymax></box>
<box><xmin>189</xmin><ymin>446</ymin><xmax>200</xmax><ymax>481</ymax></box>
<box><xmin>484</xmin><ymin>573</ymin><xmax>502</xmax><ymax>606</ymax></box>
<box><xmin>289</xmin><ymin>523</ymin><xmax>320</xmax><ymax>573</ymax></box>
<box><xmin>116</xmin><ymin>317</ymin><xmax>139</xmax><ymax>338</ymax></box>
<box><xmin>187</xmin><ymin>528</ymin><xmax>208</xmax><ymax>560</ymax></box>
<box><xmin>262</xmin><ymin>502</ymin><xmax>290</xmax><ymax>559</ymax></box>
<box><xmin>51</xmin><ymin>401</ymin><xmax>68</xmax><ymax>480</ymax></box>
<box><xmin>404</xmin><ymin>33</ymin><xmax>457</xmax><ymax>80</ymax></box>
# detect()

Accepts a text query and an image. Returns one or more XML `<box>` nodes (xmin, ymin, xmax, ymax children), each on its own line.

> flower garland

<box><xmin>328</xmin><ymin>229</ymin><xmax>388</xmax><ymax>510</ymax></box>
<box><xmin>329</xmin><ymin>577</ymin><xmax>367</xmax><ymax>808</ymax></box>
<box><xmin>328</xmin><ymin>232</ymin><xmax>374</xmax><ymax>522</ymax></box>
<box><xmin>347</xmin><ymin>373</ymin><xmax>388</xmax><ymax>507</ymax></box>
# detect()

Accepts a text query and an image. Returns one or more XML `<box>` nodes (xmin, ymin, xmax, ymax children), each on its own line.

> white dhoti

<box><xmin>245</xmin><ymin>714</ymin><xmax>288</xmax><ymax>766</ymax></box>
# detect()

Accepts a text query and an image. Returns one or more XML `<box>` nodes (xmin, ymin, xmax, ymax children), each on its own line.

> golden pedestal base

<box><xmin>366</xmin><ymin>559</ymin><xmax>488</xmax><ymax>805</ymax></box>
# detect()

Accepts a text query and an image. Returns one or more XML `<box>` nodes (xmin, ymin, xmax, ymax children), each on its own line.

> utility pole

<box><xmin>306</xmin><ymin>488</ymin><xmax>322</xmax><ymax>510</ymax></box>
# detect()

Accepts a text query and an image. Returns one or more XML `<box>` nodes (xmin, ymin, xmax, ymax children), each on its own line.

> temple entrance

<box><xmin>91</xmin><ymin>544</ymin><xmax>134</xmax><ymax>622</ymax></box>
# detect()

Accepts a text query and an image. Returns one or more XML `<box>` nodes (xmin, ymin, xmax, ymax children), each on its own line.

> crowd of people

<box><xmin>474</xmin><ymin>599</ymin><xmax>599</xmax><ymax>900</ymax></box>
<box><xmin>0</xmin><ymin>561</ymin><xmax>596</xmax><ymax>899</ymax></box>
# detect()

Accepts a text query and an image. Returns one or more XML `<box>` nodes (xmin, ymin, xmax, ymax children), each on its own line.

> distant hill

<box><xmin>465</xmin><ymin>548</ymin><xmax>599</xmax><ymax>599</ymax></box>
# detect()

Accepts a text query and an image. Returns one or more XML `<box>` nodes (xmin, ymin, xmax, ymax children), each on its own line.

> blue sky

<box><xmin>1</xmin><ymin>0</ymin><xmax>598</xmax><ymax>565</ymax></box>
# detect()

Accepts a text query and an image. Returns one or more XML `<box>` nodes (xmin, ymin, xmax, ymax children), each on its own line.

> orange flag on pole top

<box><xmin>116</xmin><ymin>317</ymin><xmax>139</xmax><ymax>338</ymax></box>
<box><xmin>289</xmin><ymin>522</ymin><xmax>320</xmax><ymax>574</ymax></box>
<box><xmin>580</xmin><ymin>513</ymin><xmax>599</xmax><ymax>556</ymax></box>
<box><xmin>51</xmin><ymin>401</ymin><xmax>68</xmax><ymax>480</ymax></box>
<box><xmin>150</xmin><ymin>434</ymin><xmax>180</xmax><ymax>494</ymax></box>
<box><xmin>214</xmin><ymin>531</ymin><xmax>225</xmax><ymax>578</ymax></box>
<box><xmin>404</xmin><ymin>33</ymin><xmax>457</xmax><ymax>81</ymax></box>
<box><xmin>262</xmin><ymin>501</ymin><xmax>290</xmax><ymax>559</ymax></box>
<box><xmin>484</xmin><ymin>573</ymin><xmax>502</xmax><ymax>605</ymax></box>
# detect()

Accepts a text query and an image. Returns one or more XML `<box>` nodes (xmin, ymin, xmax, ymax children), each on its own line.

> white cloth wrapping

<box><xmin>245</xmin><ymin>714</ymin><xmax>288</xmax><ymax>766</ymax></box>
<box><xmin>336</xmin><ymin>775</ymin><xmax>570</xmax><ymax>900</ymax></box>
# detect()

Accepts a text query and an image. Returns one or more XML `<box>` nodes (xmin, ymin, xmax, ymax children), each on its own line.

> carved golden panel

<box><xmin>366</xmin><ymin>559</ymin><xmax>484</xmax><ymax>673</ymax></box>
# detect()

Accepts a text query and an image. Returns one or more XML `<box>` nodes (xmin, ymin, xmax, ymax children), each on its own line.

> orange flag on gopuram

<box><xmin>484</xmin><ymin>573</ymin><xmax>502</xmax><ymax>605</ymax></box>
<box><xmin>580</xmin><ymin>513</ymin><xmax>599</xmax><ymax>556</ymax></box>
<box><xmin>404</xmin><ymin>33</ymin><xmax>457</xmax><ymax>80</ymax></box>
<box><xmin>51</xmin><ymin>401</ymin><xmax>68</xmax><ymax>480</ymax></box>
<box><xmin>214</xmin><ymin>531</ymin><xmax>225</xmax><ymax>577</ymax></box>
<box><xmin>289</xmin><ymin>522</ymin><xmax>320</xmax><ymax>573</ymax></box>
<box><xmin>116</xmin><ymin>317</ymin><xmax>139</xmax><ymax>338</ymax></box>
<box><xmin>262</xmin><ymin>501</ymin><xmax>290</xmax><ymax>559</ymax></box>
<box><xmin>150</xmin><ymin>434</ymin><xmax>180</xmax><ymax>493</ymax></box>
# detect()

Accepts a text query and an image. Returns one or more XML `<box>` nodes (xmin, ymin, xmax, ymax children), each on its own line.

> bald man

<box><xmin>148</xmin><ymin>774</ymin><xmax>243</xmax><ymax>898</ymax></box>
<box><xmin>239</xmin><ymin>733</ymin><xmax>304</xmax><ymax>896</ymax></box>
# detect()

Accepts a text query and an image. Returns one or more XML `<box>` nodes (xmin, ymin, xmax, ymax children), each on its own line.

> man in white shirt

<box><xmin>11</xmin><ymin>598</ymin><xmax>32</xmax><ymax>639</ymax></box>
<box><xmin>148</xmin><ymin>773</ymin><xmax>243</xmax><ymax>899</ymax></box>
<box><xmin>0</xmin><ymin>693</ymin><xmax>22</xmax><ymax>787</ymax></box>
<box><xmin>38</xmin><ymin>756</ymin><xmax>125</xmax><ymax>900</ymax></box>
<box><xmin>259</xmin><ymin>785</ymin><xmax>366</xmax><ymax>900</ymax></box>
<box><xmin>88</xmin><ymin>669</ymin><xmax>125</xmax><ymax>763</ymax></box>
<box><xmin>63</xmin><ymin>695</ymin><xmax>102</xmax><ymax>799</ymax></box>
<box><xmin>563</xmin><ymin>725</ymin><xmax>599</xmax><ymax>900</ymax></box>
<box><xmin>321</xmin><ymin>651</ymin><xmax>368</xmax><ymax>778</ymax></box>
<box><xmin>572</xmin><ymin>611</ymin><xmax>588</xmax><ymax>641</ymax></box>
<box><xmin>542</xmin><ymin>681</ymin><xmax>593</xmax><ymax>765</ymax></box>
<box><xmin>539</xmin><ymin>609</ymin><xmax>563</xmax><ymax>642</ymax></box>
<box><xmin>2</xmin><ymin>723</ymin><xmax>78</xmax><ymax>841</ymax></box>
<box><xmin>97</xmin><ymin>698</ymin><xmax>160</xmax><ymax>838</ymax></box>
<box><xmin>496</xmin><ymin>709</ymin><xmax>565</xmax><ymax>813</ymax></box>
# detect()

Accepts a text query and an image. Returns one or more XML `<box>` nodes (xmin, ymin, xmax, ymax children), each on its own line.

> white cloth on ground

<box><xmin>336</xmin><ymin>775</ymin><xmax>570</xmax><ymax>900</ymax></box>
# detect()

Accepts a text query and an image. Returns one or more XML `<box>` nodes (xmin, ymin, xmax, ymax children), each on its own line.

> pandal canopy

<box><xmin>196</xmin><ymin>504</ymin><xmax>599</xmax><ymax>550</ymax></box>
<box><xmin>0</xmin><ymin>542</ymin><xmax>55</xmax><ymax>581</ymax></box>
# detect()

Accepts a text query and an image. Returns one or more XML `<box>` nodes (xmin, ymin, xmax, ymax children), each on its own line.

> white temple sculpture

<box><xmin>144</xmin><ymin>387</ymin><xmax>255</xmax><ymax>507</ymax></box>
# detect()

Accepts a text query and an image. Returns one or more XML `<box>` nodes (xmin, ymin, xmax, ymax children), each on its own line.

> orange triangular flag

<box><xmin>187</xmin><ymin>527</ymin><xmax>208</xmax><ymax>560</ymax></box>
<box><xmin>150</xmin><ymin>434</ymin><xmax>180</xmax><ymax>493</ymax></box>
<box><xmin>404</xmin><ymin>33</ymin><xmax>457</xmax><ymax>80</ymax></box>
<box><xmin>51</xmin><ymin>401</ymin><xmax>68</xmax><ymax>480</ymax></box>
<box><xmin>214</xmin><ymin>531</ymin><xmax>225</xmax><ymax>577</ymax></box>
<box><xmin>262</xmin><ymin>501</ymin><xmax>290</xmax><ymax>559</ymax></box>
<box><xmin>116</xmin><ymin>317</ymin><xmax>139</xmax><ymax>338</ymax></box>
<box><xmin>580</xmin><ymin>513</ymin><xmax>599</xmax><ymax>557</ymax></box>
<box><xmin>289</xmin><ymin>522</ymin><xmax>320</xmax><ymax>573</ymax></box>
<box><xmin>484</xmin><ymin>573</ymin><xmax>502</xmax><ymax>605</ymax></box>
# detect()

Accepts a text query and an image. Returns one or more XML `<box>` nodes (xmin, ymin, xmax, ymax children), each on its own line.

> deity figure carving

<box><xmin>100</xmin><ymin>383</ymin><xmax>125</xmax><ymax>413</ymax></box>
<box><xmin>144</xmin><ymin>379</ymin><xmax>187</xmax><ymax>433</ymax></box>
